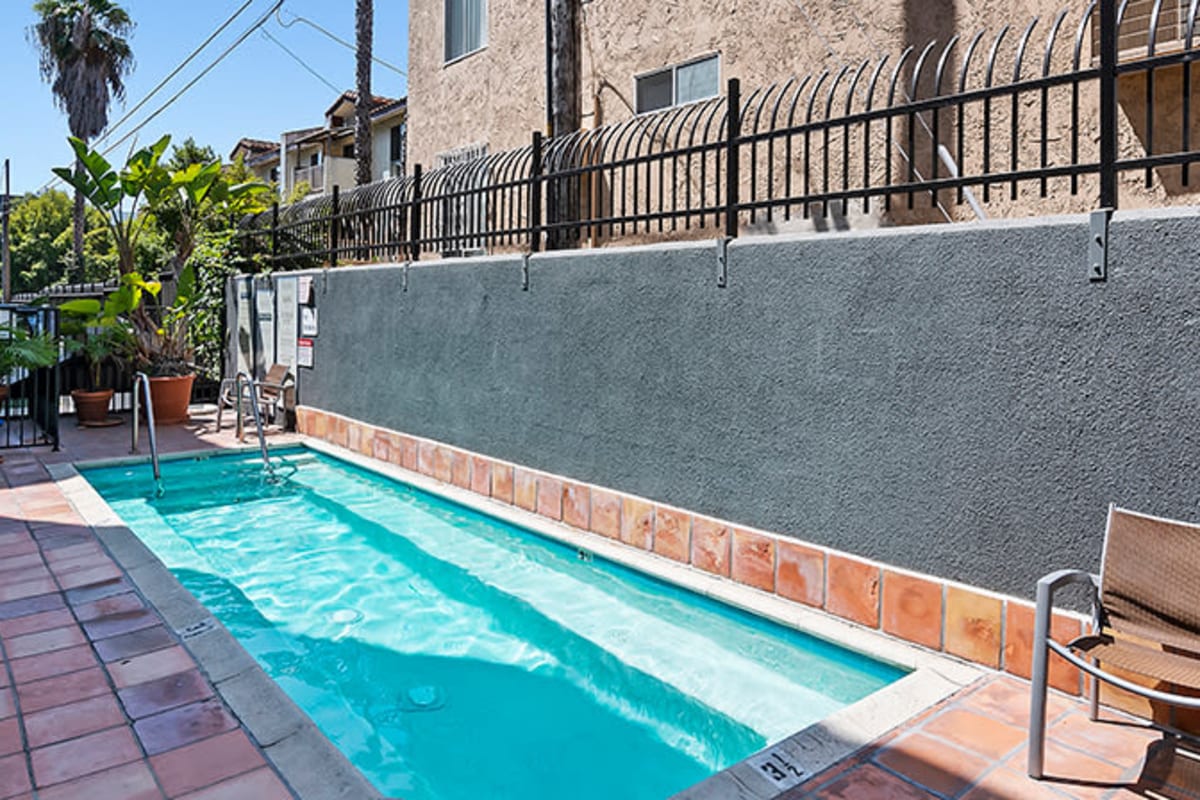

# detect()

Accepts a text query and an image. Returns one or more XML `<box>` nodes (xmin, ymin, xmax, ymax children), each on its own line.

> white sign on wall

<box><xmin>255</xmin><ymin>279</ymin><xmax>275</xmax><ymax>372</ymax></box>
<box><xmin>300</xmin><ymin>306</ymin><xmax>318</xmax><ymax>337</ymax></box>
<box><xmin>274</xmin><ymin>276</ymin><xmax>298</xmax><ymax>370</ymax></box>
<box><xmin>297</xmin><ymin>337</ymin><xmax>314</xmax><ymax>368</ymax></box>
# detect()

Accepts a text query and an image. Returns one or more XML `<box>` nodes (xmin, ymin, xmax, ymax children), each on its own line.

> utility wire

<box><xmin>96</xmin><ymin>0</ymin><xmax>258</xmax><ymax>148</ymax></box>
<box><xmin>38</xmin><ymin>0</ymin><xmax>282</xmax><ymax>194</ymax></box>
<box><xmin>275</xmin><ymin>7</ymin><xmax>407</xmax><ymax>76</ymax></box>
<box><xmin>99</xmin><ymin>0</ymin><xmax>285</xmax><ymax>158</ymax></box>
<box><xmin>260</xmin><ymin>28</ymin><xmax>341</xmax><ymax>93</ymax></box>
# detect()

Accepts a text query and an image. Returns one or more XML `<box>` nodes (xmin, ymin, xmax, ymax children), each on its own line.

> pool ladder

<box><xmin>234</xmin><ymin>372</ymin><xmax>275</xmax><ymax>477</ymax></box>
<box><xmin>130</xmin><ymin>372</ymin><xmax>162</xmax><ymax>492</ymax></box>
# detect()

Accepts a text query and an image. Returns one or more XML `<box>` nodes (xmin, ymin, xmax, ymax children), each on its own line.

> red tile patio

<box><xmin>0</xmin><ymin>406</ymin><xmax>1196</xmax><ymax>799</ymax></box>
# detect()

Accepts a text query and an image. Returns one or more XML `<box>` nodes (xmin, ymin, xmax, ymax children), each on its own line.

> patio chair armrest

<box><xmin>1036</xmin><ymin>569</ymin><xmax>1100</xmax><ymax>597</ymax></box>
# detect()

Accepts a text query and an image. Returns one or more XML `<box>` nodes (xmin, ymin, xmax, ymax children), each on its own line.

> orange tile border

<box><xmin>826</xmin><ymin>554</ymin><xmax>880</xmax><ymax>629</ymax></box>
<box><xmin>945</xmin><ymin>586</ymin><xmax>1003</xmax><ymax>670</ymax></box>
<box><xmin>295</xmin><ymin>407</ymin><xmax>1094</xmax><ymax>690</ymax></box>
<box><xmin>881</xmin><ymin>571</ymin><xmax>943</xmax><ymax>651</ymax></box>
<box><xmin>731</xmin><ymin>529</ymin><xmax>775</xmax><ymax>593</ymax></box>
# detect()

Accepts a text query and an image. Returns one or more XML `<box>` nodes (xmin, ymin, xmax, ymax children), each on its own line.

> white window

<box><xmin>635</xmin><ymin>54</ymin><xmax>720</xmax><ymax>114</ymax></box>
<box><xmin>445</xmin><ymin>0</ymin><xmax>486</xmax><ymax>62</ymax></box>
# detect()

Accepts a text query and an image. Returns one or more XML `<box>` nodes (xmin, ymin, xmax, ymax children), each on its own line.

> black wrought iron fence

<box><xmin>240</xmin><ymin>0</ymin><xmax>1200</xmax><ymax>268</ymax></box>
<box><xmin>0</xmin><ymin>305</ymin><xmax>60</xmax><ymax>451</ymax></box>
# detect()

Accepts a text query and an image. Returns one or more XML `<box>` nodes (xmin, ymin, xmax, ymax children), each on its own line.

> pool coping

<box><xmin>58</xmin><ymin>441</ymin><xmax>983</xmax><ymax>800</ymax></box>
<box><xmin>47</xmin><ymin>452</ymin><xmax>385</xmax><ymax>800</ymax></box>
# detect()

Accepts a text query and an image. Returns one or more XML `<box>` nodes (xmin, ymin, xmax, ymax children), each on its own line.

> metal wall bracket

<box><xmin>521</xmin><ymin>253</ymin><xmax>531</xmax><ymax>291</ymax></box>
<box><xmin>1089</xmin><ymin>208</ymin><xmax>1112</xmax><ymax>283</ymax></box>
<box><xmin>402</xmin><ymin>261</ymin><xmax>410</xmax><ymax>292</ymax></box>
<box><xmin>716</xmin><ymin>237</ymin><xmax>731</xmax><ymax>288</ymax></box>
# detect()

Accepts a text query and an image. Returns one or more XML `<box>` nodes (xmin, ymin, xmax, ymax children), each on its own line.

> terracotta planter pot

<box><xmin>147</xmin><ymin>374</ymin><xmax>195</xmax><ymax>425</ymax></box>
<box><xmin>72</xmin><ymin>389</ymin><xmax>115</xmax><ymax>426</ymax></box>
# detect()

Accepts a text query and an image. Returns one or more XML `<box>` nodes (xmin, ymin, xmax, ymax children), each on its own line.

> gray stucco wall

<box><xmin>270</xmin><ymin>208</ymin><xmax>1200</xmax><ymax>599</ymax></box>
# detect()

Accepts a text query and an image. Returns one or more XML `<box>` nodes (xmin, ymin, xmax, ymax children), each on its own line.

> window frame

<box><xmin>633</xmin><ymin>52</ymin><xmax>721</xmax><ymax>115</ymax></box>
<box><xmin>444</xmin><ymin>0</ymin><xmax>488</xmax><ymax>65</ymax></box>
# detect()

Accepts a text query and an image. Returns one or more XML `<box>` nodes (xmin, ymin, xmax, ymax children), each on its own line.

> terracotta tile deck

<box><xmin>0</xmin><ymin>408</ymin><xmax>300</xmax><ymax>799</ymax></box>
<box><xmin>2</xmin><ymin>407</ymin><xmax>1196</xmax><ymax>800</ymax></box>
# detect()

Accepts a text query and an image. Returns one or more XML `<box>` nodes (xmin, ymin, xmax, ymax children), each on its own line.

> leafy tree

<box><xmin>167</xmin><ymin>137</ymin><xmax>218</xmax><ymax>171</ymax></box>
<box><xmin>8</xmin><ymin>189</ymin><xmax>116</xmax><ymax>293</ymax></box>
<box><xmin>29</xmin><ymin>0</ymin><xmax>135</xmax><ymax>277</ymax></box>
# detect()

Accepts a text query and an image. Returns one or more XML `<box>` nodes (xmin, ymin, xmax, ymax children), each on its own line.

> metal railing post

<box><xmin>724</xmin><ymin>78</ymin><xmax>742</xmax><ymax>239</ymax></box>
<box><xmin>269</xmin><ymin>203</ymin><xmax>280</xmax><ymax>268</ymax></box>
<box><xmin>530</xmin><ymin>131</ymin><xmax>543</xmax><ymax>253</ymax></box>
<box><xmin>410</xmin><ymin>164</ymin><xmax>423</xmax><ymax>262</ymax></box>
<box><xmin>328</xmin><ymin>185</ymin><xmax>340</xmax><ymax>267</ymax></box>
<box><xmin>1098</xmin><ymin>0</ymin><xmax>1118</xmax><ymax>210</ymax></box>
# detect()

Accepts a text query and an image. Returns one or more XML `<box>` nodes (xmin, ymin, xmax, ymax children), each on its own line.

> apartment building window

<box><xmin>635</xmin><ymin>54</ymin><xmax>719</xmax><ymax>114</ymax></box>
<box><xmin>445</xmin><ymin>0</ymin><xmax>486</xmax><ymax>62</ymax></box>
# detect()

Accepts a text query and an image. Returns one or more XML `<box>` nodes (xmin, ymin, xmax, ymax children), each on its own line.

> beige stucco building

<box><xmin>407</xmin><ymin>0</ymin><xmax>1200</xmax><ymax>230</ymax></box>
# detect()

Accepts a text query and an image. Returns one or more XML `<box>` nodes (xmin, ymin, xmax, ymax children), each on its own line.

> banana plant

<box><xmin>52</xmin><ymin>135</ymin><xmax>172</xmax><ymax>276</ymax></box>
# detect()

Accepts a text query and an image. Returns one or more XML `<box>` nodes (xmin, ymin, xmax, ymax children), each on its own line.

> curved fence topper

<box><xmin>240</xmin><ymin>0</ymin><xmax>1200</xmax><ymax>266</ymax></box>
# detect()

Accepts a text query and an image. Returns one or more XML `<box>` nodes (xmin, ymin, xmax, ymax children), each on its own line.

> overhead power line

<box><xmin>275</xmin><ymin>7</ymin><xmax>407</xmax><ymax>76</ymax></box>
<box><xmin>99</xmin><ymin>0</ymin><xmax>285</xmax><ymax>158</ymax></box>
<box><xmin>95</xmin><ymin>0</ymin><xmax>258</xmax><ymax>149</ymax></box>
<box><xmin>260</xmin><ymin>28</ymin><xmax>340</xmax><ymax>93</ymax></box>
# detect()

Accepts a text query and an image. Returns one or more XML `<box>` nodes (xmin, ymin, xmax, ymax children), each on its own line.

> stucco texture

<box><xmin>291</xmin><ymin>207</ymin><xmax>1200</xmax><ymax>600</ymax></box>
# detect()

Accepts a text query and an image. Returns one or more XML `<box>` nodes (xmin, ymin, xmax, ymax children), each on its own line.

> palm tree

<box><xmin>354</xmin><ymin>0</ymin><xmax>373</xmax><ymax>186</ymax></box>
<box><xmin>29</xmin><ymin>0</ymin><xmax>134</xmax><ymax>278</ymax></box>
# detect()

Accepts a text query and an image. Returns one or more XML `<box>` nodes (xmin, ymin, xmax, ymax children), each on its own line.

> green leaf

<box><xmin>59</xmin><ymin>298</ymin><xmax>102</xmax><ymax>317</ymax></box>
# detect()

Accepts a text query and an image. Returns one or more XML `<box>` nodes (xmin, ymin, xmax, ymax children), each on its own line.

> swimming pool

<box><xmin>83</xmin><ymin>448</ymin><xmax>906</xmax><ymax>800</ymax></box>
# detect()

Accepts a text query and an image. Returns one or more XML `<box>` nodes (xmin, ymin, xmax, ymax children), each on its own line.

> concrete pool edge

<box><xmin>299</xmin><ymin>438</ymin><xmax>985</xmax><ymax>799</ymax></box>
<box><xmin>46</xmin><ymin>459</ymin><xmax>384</xmax><ymax>800</ymax></box>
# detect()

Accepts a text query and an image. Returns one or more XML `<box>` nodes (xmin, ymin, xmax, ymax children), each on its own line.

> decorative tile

<box><xmin>10</xmin><ymin>645</ymin><xmax>98</xmax><ymax>686</ymax></box>
<box><xmin>652</xmin><ymin>508</ymin><xmax>690</xmax><ymax>563</ymax></box>
<box><xmin>922</xmin><ymin>708</ymin><xmax>1026</xmax><ymax>761</ymax></box>
<box><xmin>491</xmin><ymin>464</ymin><xmax>514</xmax><ymax>503</ymax></box>
<box><xmin>17</xmin><ymin>667</ymin><xmax>110</xmax><ymax>714</ymax></box>
<box><xmin>371</xmin><ymin>431</ymin><xmax>391</xmax><ymax>462</ymax></box>
<box><xmin>3</xmin><ymin>625</ymin><xmax>87</xmax><ymax>659</ymax></box>
<box><xmin>82</xmin><ymin>609</ymin><xmax>160</xmax><ymax>641</ymax></box>
<box><xmin>874</xmin><ymin>732</ymin><xmax>991</xmax><ymax>797</ymax></box>
<box><xmin>776</xmin><ymin>540</ymin><xmax>825</xmax><ymax>607</ymax></box>
<box><xmin>72</xmin><ymin>593</ymin><xmax>143</xmax><ymax>623</ymax></box>
<box><xmin>825</xmin><ymin>554</ymin><xmax>880</xmax><ymax>628</ymax></box>
<box><xmin>1003</xmin><ymin>602</ymin><xmax>1082</xmax><ymax>695</ymax></box>
<box><xmin>811</xmin><ymin>763</ymin><xmax>935</xmax><ymax>799</ymax></box>
<box><xmin>175</xmin><ymin>766</ymin><xmax>293</xmax><ymax>800</ymax></box>
<box><xmin>470</xmin><ymin>457</ymin><xmax>491</xmax><ymax>495</ymax></box>
<box><xmin>562</xmin><ymin>484</ymin><xmax>590</xmax><ymax>530</ymax></box>
<box><xmin>450</xmin><ymin>450</ymin><xmax>471</xmax><ymax>489</ymax></box>
<box><xmin>0</xmin><ymin>752</ymin><xmax>31</xmax><ymax>799</ymax></box>
<box><xmin>433</xmin><ymin>447</ymin><xmax>453</xmax><ymax>483</ymax></box>
<box><xmin>536</xmin><ymin>476</ymin><xmax>563</xmax><ymax>520</ymax></box>
<box><xmin>400</xmin><ymin>436</ymin><xmax>419</xmax><ymax>471</ymax></box>
<box><xmin>620</xmin><ymin>498</ymin><xmax>654</xmax><ymax>550</ymax></box>
<box><xmin>690</xmin><ymin>517</ymin><xmax>731</xmax><ymax>576</ymax></box>
<box><xmin>881</xmin><ymin>571</ymin><xmax>943</xmax><ymax>650</ymax></box>
<box><xmin>945</xmin><ymin>586</ymin><xmax>1004</xmax><ymax>669</ymax></box>
<box><xmin>731</xmin><ymin>529</ymin><xmax>775</xmax><ymax>592</ymax></box>
<box><xmin>513</xmin><ymin>470</ymin><xmax>537</xmax><ymax>512</ymax></box>
<box><xmin>417</xmin><ymin>442</ymin><xmax>436</xmax><ymax>476</ymax></box>
<box><xmin>589</xmin><ymin>490</ymin><xmax>621</xmax><ymax>539</ymax></box>
<box><xmin>94</xmin><ymin>626</ymin><xmax>177</xmax><ymax>664</ymax></box>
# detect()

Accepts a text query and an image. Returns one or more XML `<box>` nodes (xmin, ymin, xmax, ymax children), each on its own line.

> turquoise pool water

<box><xmin>83</xmin><ymin>449</ymin><xmax>904</xmax><ymax>800</ymax></box>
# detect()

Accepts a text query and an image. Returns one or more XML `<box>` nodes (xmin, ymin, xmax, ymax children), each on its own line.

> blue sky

<box><xmin>0</xmin><ymin>0</ymin><xmax>408</xmax><ymax>194</ymax></box>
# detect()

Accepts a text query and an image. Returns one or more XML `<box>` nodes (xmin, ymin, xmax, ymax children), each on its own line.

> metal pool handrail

<box><xmin>235</xmin><ymin>371</ymin><xmax>272</xmax><ymax>473</ymax></box>
<box><xmin>130</xmin><ymin>372</ymin><xmax>161</xmax><ymax>484</ymax></box>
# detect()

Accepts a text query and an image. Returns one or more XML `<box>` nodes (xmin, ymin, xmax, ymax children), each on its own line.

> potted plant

<box><xmin>58</xmin><ymin>301</ymin><xmax>133</xmax><ymax>426</ymax></box>
<box><xmin>0</xmin><ymin>325</ymin><xmax>58</xmax><ymax>404</ymax></box>
<box><xmin>54</xmin><ymin>135</ymin><xmax>267</xmax><ymax>423</ymax></box>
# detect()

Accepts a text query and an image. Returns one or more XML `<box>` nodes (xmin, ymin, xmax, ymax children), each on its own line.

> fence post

<box><xmin>269</xmin><ymin>203</ymin><xmax>279</xmax><ymax>270</ymax></box>
<box><xmin>410</xmin><ymin>164</ymin><xmax>423</xmax><ymax>262</ymax></box>
<box><xmin>328</xmin><ymin>185</ymin><xmax>340</xmax><ymax>268</ymax></box>
<box><xmin>530</xmin><ymin>131</ymin><xmax>543</xmax><ymax>253</ymax></box>
<box><xmin>724</xmin><ymin>78</ymin><xmax>742</xmax><ymax>239</ymax></box>
<box><xmin>1098</xmin><ymin>0</ymin><xmax>1117</xmax><ymax>210</ymax></box>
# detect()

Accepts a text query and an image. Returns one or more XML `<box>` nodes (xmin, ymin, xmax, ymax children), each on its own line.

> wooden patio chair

<box><xmin>1029</xmin><ymin>505</ymin><xmax>1200</xmax><ymax>778</ymax></box>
